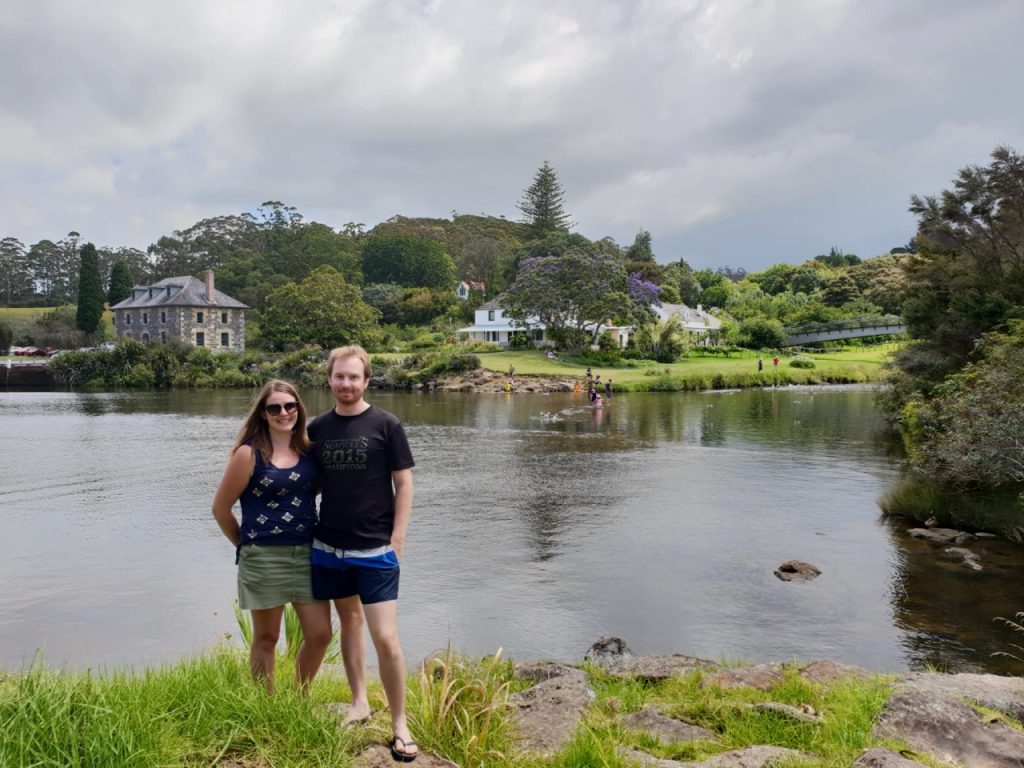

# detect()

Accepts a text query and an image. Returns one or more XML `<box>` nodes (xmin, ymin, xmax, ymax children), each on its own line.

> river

<box><xmin>2</xmin><ymin>387</ymin><xmax>1022</xmax><ymax>674</ymax></box>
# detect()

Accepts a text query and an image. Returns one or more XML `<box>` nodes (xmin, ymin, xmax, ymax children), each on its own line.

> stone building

<box><xmin>110</xmin><ymin>272</ymin><xmax>248</xmax><ymax>351</ymax></box>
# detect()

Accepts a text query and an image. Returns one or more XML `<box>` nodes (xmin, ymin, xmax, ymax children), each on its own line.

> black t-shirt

<box><xmin>307</xmin><ymin>404</ymin><xmax>415</xmax><ymax>549</ymax></box>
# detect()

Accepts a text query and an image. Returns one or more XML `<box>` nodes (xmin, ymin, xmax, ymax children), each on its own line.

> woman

<box><xmin>212</xmin><ymin>380</ymin><xmax>332</xmax><ymax>692</ymax></box>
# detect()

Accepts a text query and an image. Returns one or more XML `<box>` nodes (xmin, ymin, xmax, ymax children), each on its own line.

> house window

<box><xmin>220</xmin><ymin>332</ymin><xmax>229</xmax><ymax>347</ymax></box>
<box><xmin>196</xmin><ymin>311</ymin><xmax>204</xmax><ymax>323</ymax></box>
<box><xmin>125</xmin><ymin>314</ymin><xmax>131</xmax><ymax>325</ymax></box>
<box><xmin>160</xmin><ymin>311</ymin><xmax>166</xmax><ymax>323</ymax></box>
<box><xmin>488</xmin><ymin>310</ymin><xmax>495</xmax><ymax>321</ymax></box>
<box><xmin>221</xmin><ymin>311</ymin><xmax>228</xmax><ymax>323</ymax></box>
<box><xmin>160</xmin><ymin>332</ymin><xmax>167</xmax><ymax>344</ymax></box>
<box><xmin>142</xmin><ymin>333</ymin><xmax>150</xmax><ymax>343</ymax></box>
<box><xmin>142</xmin><ymin>312</ymin><xmax>149</xmax><ymax>324</ymax></box>
<box><xmin>196</xmin><ymin>332</ymin><xmax>205</xmax><ymax>347</ymax></box>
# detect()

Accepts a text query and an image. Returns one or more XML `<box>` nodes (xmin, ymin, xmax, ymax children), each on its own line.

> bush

<box><xmin>790</xmin><ymin>357</ymin><xmax>816</xmax><ymax>369</ymax></box>
<box><xmin>0</xmin><ymin>321</ymin><xmax>12</xmax><ymax>354</ymax></box>
<box><xmin>456</xmin><ymin>340</ymin><xmax>503</xmax><ymax>353</ymax></box>
<box><xmin>125</xmin><ymin>363</ymin><xmax>156</xmax><ymax>388</ymax></box>
<box><xmin>411</xmin><ymin>349</ymin><xmax>480</xmax><ymax>380</ymax></box>
<box><xmin>508</xmin><ymin>332</ymin><xmax>534</xmax><ymax>350</ymax></box>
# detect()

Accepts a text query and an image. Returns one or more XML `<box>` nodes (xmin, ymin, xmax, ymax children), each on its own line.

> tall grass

<box><xmin>0</xmin><ymin>651</ymin><xmax>358</xmax><ymax>768</ymax></box>
<box><xmin>407</xmin><ymin>647</ymin><xmax>517</xmax><ymax>767</ymax></box>
<box><xmin>232</xmin><ymin>601</ymin><xmax>342</xmax><ymax>663</ymax></box>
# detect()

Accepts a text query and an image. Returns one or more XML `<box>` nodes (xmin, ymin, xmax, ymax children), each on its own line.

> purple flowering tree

<box><xmin>503</xmin><ymin>251</ymin><xmax>660</xmax><ymax>352</ymax></box>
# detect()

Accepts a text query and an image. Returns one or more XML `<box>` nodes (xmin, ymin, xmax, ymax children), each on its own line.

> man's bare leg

<box><xmin>335</xmin><ymin>596</ymin><xmax>372</xmax><ymax>722</ymax></box>
<box><xmin>364</xmin><ymin>600</ymin><xmax>416</xmax><ymax>758</ymax></box>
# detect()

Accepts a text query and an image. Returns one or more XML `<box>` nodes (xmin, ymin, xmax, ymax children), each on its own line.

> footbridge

<box><xmin>781</xmin><ymin>316</ymin><xmax>906</xmax><ymax>347</ymax></box>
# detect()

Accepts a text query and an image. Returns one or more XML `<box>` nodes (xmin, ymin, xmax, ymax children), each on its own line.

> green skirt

<box><xmin>237</xmin><ymin>543</ymin><xmax>321</xmax><ymax>610</ymax></box>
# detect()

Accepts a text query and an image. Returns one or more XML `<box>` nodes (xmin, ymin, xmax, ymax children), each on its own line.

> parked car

<box><xmin>29</xmin><ymin>347</ymin><xmax>55</xmax><ymax>356</ymax></box>
<box><xmin>98</xmin><ymin>341</ymin><xmax>117</xmax><ymax>351</ymax></box>
<box><xmin>14</xmin><ymin>347</ymin><xmax>38</xmax><ymax>356</ymax></box>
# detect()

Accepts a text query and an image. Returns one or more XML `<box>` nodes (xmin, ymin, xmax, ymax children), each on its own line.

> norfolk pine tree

<box><xmin>517</xmin><ymin>161</ymin><xmax>573</xmax><ymax>238</ymax></box>
<box><xmin>76</xmin><ymin>243</ymin><xmax>105</xmax><ymax>336</ymax></box>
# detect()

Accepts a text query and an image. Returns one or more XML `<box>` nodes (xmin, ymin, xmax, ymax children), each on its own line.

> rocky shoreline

<box><xmin>344</xmin><ymin>636</ymin><xmax>1024</xmax><ymax>767</ymax></box>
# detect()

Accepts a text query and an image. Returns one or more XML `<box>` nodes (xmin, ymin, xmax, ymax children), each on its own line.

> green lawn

<box><xmin>475</xmin><ymin>345</ymin><xmax>896</xmax><ymax>386</ymax></box>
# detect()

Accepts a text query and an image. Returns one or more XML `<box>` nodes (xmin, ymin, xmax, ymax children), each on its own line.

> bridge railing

<box><xmin>783</xmin><ymin>315</ymin><xmax>904</xmax><ymax>337</ymax></box>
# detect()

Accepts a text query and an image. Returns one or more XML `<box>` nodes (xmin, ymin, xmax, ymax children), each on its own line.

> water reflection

<box><xmin>1</xmin><ymin>387</ymin><xmax>1021</xmax><ymax>673</ymax></box>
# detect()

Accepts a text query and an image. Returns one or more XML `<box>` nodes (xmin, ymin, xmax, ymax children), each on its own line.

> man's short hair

<box><xmin>327</xmin><ymin>345</ymin><xmax>373</xmax><ymax>380</ymax></box>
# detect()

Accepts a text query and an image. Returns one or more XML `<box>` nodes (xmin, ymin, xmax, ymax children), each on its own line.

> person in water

<box><xmin>212</xmin><ymin>379</ymin><xmax>332</xmax><ymax>692</ymax></box>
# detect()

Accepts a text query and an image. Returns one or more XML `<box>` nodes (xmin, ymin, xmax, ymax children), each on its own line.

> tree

<box><xmin>882</xmin><ymin>145</ymin><xmax>1024</xmax><ymax>426</ymax></box>
<box><xmin>258</xmin><ymin>266</ymin><xmax>381</xmax><ymax>351</ymax></box>
<box><xmin>0</xmin><ymin>237</ymin><xmax>31</xmax><ymax>305</ymax></box>
<box><xmin>361</xmin><ymin>235</ymin><xmax>455</xmax><ymax>288</ymax></box>
<box><xmin>629</xmin><ymin>315</ymin><xmax>688</xmax><ymax>363</ymax></box>
<box><xmin>76</xmin><ymin>243</ymin><xmax>105</xmax><ymax>335</ymax></box>
<box><xmin>107</xmin><ymin>260</ymin><xmax>134</xmax><ymax>305</ymax></box>
<box><xmin>516</xmin><ymin>161</ymin><xmax>572</xmax><ymax>238</ymax></box>
<box><xmin>502</xmin><ymin>250</ymin><xmax>656</xmax><ymax>352</ymax></box>
<box><xmin>737</xmin><ymin>317</ymin><xmax>786</xmax><ymax>349</ymax></box>
<box><xmin>625</xmin><ymin>230</ymin><xmax>655</xmax><ymax>262</ymax></box>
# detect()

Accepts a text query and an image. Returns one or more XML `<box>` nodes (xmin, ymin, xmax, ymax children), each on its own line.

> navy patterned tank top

<box><xmin>238</xmin><ymin>447</ymin><xmax>319</xmax><ymax>547</ymax></box>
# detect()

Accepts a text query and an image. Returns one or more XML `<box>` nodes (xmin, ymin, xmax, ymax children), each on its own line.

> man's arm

<box><xmin>390</xmin><ymin>468</ymin><xmax>413</xmax><ymax>559</ymax></box>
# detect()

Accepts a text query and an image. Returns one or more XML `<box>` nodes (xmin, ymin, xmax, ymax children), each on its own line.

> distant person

<box><xmin>594</xmin><ymin>374</ymin><xmax>601</xmax><ymax>388</ymax></box>
<box><xmin>589</xmin><ymin>385</ymin><xmax>598</xmax><ymax>403</ymax></box>
<box><xmin>757</xmin><ymin>356</ymin><xmax>763</xmax><ymax>372</ymax></box>
<box><xmin>573</xmin><ymin>380</ymin><xmax>582</xmax><ymax>396</ymax></box>
<box><xmin>308</xmin><ymin>346</ymin><xmax>418</xmax><ymax>761</ymax></box>
<box><xmin>772</xmin><ymin>355</ymin><xmax>779</xmax><ymax>370</ymax></box>
<box><xmin>508</xmin><ymin>364</ymin><xmax>515</xmax><ymax>385</ymax></box>
<box><xmin>212</xmin><ymin>380</ymin><xmax>331</xmax><ymax>693</ymax></box>
<box><xmin>604</xmin><ymin>378</ymin><xmax>612</xmax><ymax>398</ymax></box>
<box><xmin>594</xmin><ymin>393</ymin><xmax>604</xmax><ymax>408</ymax></box>
<box><xmin>585</xmin><ymin>367</ymin><xmax>593</xmax><ymax>385</ymax></box>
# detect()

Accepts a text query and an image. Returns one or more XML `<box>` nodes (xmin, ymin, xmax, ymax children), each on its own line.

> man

<box><xmin>308</xmin><ymin>345</ymin><xmax>418</xmax><ymax>762</ymax></box>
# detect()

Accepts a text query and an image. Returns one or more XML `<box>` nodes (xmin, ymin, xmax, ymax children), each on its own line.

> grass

<box><xmin>1</xmin><ymin>646</ymin><xmax>965</xmax><ymax>768</ymax></box>
<box><xmin>475</xmin><ymin>346</ymin><xmax>896</xmax><ymax>390</ymax></box>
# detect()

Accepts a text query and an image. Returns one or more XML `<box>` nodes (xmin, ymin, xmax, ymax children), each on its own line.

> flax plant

<box><xmin>232</xmin><ymin>600</ymin><xmax>342</xmax><ymax>663</ymax></box>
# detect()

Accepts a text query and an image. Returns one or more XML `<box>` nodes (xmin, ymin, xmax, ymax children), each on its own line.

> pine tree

<box><xmin>76</xmin><ymin>243</ymin><xmax>105</xmax><ymax>335</ymax></box>
<box><xmin>516</xmin><ymin>161</ymin><xmax>572</xmax><ymax>238</ymax></box>
<box><xmin>107</xmin><ymin>260</ymin><xmax>134</xmax><ymax>305</ymax></box>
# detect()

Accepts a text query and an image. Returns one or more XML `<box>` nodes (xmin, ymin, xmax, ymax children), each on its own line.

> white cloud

<box><xmin>0</xmin><ymin>0</ymin><xmax>1022</xmax><ymax>267</ymax></box>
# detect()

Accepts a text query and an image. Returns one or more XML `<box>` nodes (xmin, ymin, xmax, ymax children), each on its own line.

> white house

<box><xmin>457</xmin><ymin>299</ymin><xmax>721</xmax><ymax>349</ymax></box>
<box><xmin>456</xmin><ymin>299</ymin><xmax>632</xmax><ymax>348</ymax></box>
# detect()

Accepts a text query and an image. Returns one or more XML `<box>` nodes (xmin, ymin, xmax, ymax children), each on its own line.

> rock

<box><xmin>702</xmin><ymin>664</ymin><xmax>785</xmax><ymax>691</ymax></box>
<box><xmin>513</xmin><ymin>661</ymin><xmax>579</xmax><ymax>682</ymax></box>
<box><xmin>907</xmin><ymin>527</ymin><xmax>975</xmax><ymax>544</ymax></box>
<box><xmin>746</xmin><ymin>702</ymin><xmax>821</xmax><ymax>723</ymax></box>
<box><xmin>897</xmin><ymin>671</ymin><xmax>1024</xmax><ymax>722</ymax></box>
<box><xmin>924</xmin><ymin>516</ymin><xmax>939</xmax><ymax>528</ymax></box>
<box><xmin>943</xmin><ymin>546</ymin><xmax>983</xmax><ymax>571</ymax></box>
<box><xmin>798</xmin><ymin>659</ymin><xmax>873</xmax><ymax>684</ymax></box>
<box><xmin>619</xmin><ymin>747</ymin><xmax>688</xmax><ymax>768</ymax></box>
<box><xmin>976</xmin><ymin>531</ymin><xmax>998</xmax><ymax>538</ymax></box>
<box><xmin>774</xmin><ymin>560</ymin><xmax>821</xmax><ymax>582</ymax></box>
<box><xmin>585</xmin><ymin>636</ymin><xmax>713</xmax><ymax>680</ymax></box>
<box><xmin>511</xmin><ymin>666</ymin><xmax>593</xmax><ymax>755</ymax></box>
<box><xmin>354</xmin><ymin>744</ymin><xmax>458</xmax><ymax>767</ymax></box>
<box><xmin>620</xmin><ymin>708</ymin><xmax>719</xmax><ymax>744</ymax></box>
<box><xmin>873</xmin><ymin>689</ymin><xmax>1024</xmax><ymax>767</ymax></box>
<box><xmin>850</xmin><ymin>748</ymin><xmax>925</xmax><ymax>767</ymax></box>
<box><xmin>677</xmin><ymin>745</ymin><xmax>814</xmax><ymax>767</ymax></box>
<box><xmin>585</xmin><ymin>636</ymin><xmax>635</xmax><ymax>664</ymax></box>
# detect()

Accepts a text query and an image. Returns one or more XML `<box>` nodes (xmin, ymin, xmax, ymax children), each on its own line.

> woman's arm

<box><xmin>211</xmin><ymin>445</ymin><xmax>255</xmax><ymax>548</ymax></box>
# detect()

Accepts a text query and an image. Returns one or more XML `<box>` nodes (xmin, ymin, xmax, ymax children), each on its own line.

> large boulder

<box><xmin>897</xmin><ymin>672</ymin><xmax>1024</xmax><ymax>722</ymax></box>
<box><xmin>798</xmin><ymin>659</ymin><xmax>872</xmax><ymax>684</ymax></box>
<box><xmin>907</xmin><ymin>527</ymin><xmax>975</xmax><ymax>544</ymax></box>
<box><xmin>773</xmin><ymin>561</ymin><xmax>821</xmax><ymax>582</ymax></box>
<box><xmin>585</xmin><ymin>636</ymin><xmax>714</xmax><ymax>681</ymax></box>
<box><xmin>849</xmin><ymin>748</ymin><xmax>925</xmax><ymax>767</ymax></box>
<box><xmin>511</xmin><ymin>666</ymin><xmax>593</xmax><ymax>755</ymax></box>
<box><xmin>873</xmin><ymin>689</ymin><xmax>1024</xmax><ymax>767</ymax></box>
<box><xmin>679</xmin><ymin>745</ymin><xmax>813</xmax><ymax>767</ymax></box>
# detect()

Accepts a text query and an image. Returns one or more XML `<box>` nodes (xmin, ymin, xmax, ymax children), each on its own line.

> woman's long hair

<box><xmin>232</xmin><ymin>379</ymin><xmax>310</xmax><ymax>462</ymax></box>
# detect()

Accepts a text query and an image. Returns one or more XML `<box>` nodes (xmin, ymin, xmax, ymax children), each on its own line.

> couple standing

<box><xmin>212</xmin><ymin>345</ymin><xmax>418</xmax><ymax>762</ymax></box>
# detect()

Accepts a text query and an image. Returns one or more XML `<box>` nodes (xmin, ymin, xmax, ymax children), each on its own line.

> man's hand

<box><xmin>391</xmin><ymin>534</ymin><xmax>406</xmax><ymax>559</ymax></box>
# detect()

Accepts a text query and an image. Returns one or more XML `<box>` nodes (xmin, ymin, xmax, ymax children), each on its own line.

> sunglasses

<box><xmin>264</xmin><ymin>401</ymin><xmax>299</xmax><ymax>416</ymax></box>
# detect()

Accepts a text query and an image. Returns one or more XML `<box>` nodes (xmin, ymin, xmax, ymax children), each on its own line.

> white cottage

<box><xmin>456</xmin><ymin>299</ymin><xmax>632</xmax><ymax>348</ymax></box>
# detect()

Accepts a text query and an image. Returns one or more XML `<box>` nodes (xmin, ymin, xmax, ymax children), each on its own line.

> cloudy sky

<box><xmin>2</xmin><ymin>0</ymin><xmax>1022</xmax><ymax>271</ymax></box>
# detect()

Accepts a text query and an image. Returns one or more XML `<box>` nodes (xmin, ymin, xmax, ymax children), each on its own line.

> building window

<box><xmin>221</xmin><ymin>311</ymin><xmax>228</xmax><ymax>323</ymax></box>
<box><xmin>142</xmin><ymin>312</ymin><xmax>149</xmax><ymax>324</ymax></box>
<box><xmin>220</xmin><ymin>332</ymin><xmax>229</xmax><ymax>347</ymax></box>
<box><xmin>126</xmin><ymin>314</ymin><xmax>131</xmax><ymax>325</ymax></box>
<box><xmin>160</xmin><ymin>311</ymin><xmax>166</xmax><ymax>323</ymax></box>
<box><xmin>488</xmin><ymin>310</ymin><xmax>495</xmax><ymax>321</ymax></box>
<box><xmin>196</xmin><ymin>332</ymin><xmax>205</xmax><ymax>347</ymax></box>
<box><xmin>196</xmin><ymin>311</ymin><xmax>204</xmax><ymax>323</ymax></box>
<box><xmin>160</xmin><ymin>332</ymin><xmax>167</xmax><ymax>343</ymax></box>
<box><xmin>141</xmin><ymin>333</ymin><xmax>150</xmax><ymax>343</ymax></box>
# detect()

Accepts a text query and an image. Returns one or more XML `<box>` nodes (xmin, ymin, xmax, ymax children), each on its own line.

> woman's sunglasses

<box><xmin>264</xmin><ymin>401</ymin><xmax>299</xmax><ymax>416</ymax></box>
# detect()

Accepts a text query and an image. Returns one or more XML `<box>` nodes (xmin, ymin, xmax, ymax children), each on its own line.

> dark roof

<box><xmin>110</xmin><ymin>276</ymin><xmax>248</xmax><ymax>310</ymax></box>
<box><xmin>478</xmin><ymin>297</ymin><xmax>503</xmax><ymax>310</ymax></box>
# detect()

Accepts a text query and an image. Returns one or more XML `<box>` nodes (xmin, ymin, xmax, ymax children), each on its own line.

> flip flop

<box><xmin>390</xmin><ymin>735</ymin><xmax>418</xmax><ymax>762</ymax></box>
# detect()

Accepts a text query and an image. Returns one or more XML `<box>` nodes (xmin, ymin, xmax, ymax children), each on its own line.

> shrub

<box><xmin>125</xmin><ymin>363</ymin><xmax>156</xmax><ymax>388</ymax></box>
<box><xmin>509</xmin><ymin>331</ymin><xmax>534</xmax><ymax>350</ymax></box>
<box><xmin>790</xmin><ymin>357</ymin><xmax>816</xmax><ymax>369</ymax></box>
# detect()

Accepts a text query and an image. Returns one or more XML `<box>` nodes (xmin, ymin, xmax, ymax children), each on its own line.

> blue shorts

<box><xmin>310</xmin><ymin>539</ymin><xmax>400</xmax><ymax>604</ymax></box>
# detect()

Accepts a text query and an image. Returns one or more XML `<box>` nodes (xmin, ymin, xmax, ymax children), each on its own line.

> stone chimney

<box><xmin>205</xmin><ymin>270</ymin><xmax>215</xmax><ymax>302</ymax></box>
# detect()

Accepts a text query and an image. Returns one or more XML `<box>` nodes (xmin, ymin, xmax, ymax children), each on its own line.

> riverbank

<box><xmin>5</xmin><ymin>638</ymin><xmax>1023</xmax><ymax>767</ymax></box>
